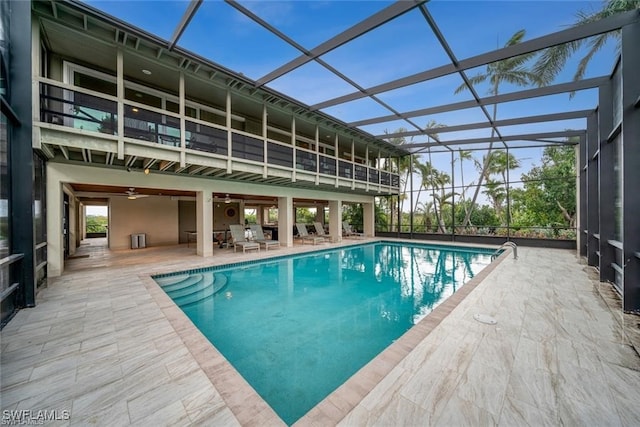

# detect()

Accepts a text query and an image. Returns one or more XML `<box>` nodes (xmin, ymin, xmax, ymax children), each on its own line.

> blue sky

<box><xmin>84</xmin><ymin>1</ymin><xmax>617</xmax><ymax>124</ymax></box>
<box><xmin>84</xmin><ymin>0</ymin><xmax>619</xmax><ymax>206</ymax></box>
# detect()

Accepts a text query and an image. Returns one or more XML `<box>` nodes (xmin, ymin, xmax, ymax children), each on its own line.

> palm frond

<box><xmin>534</xmin><ymin>0</ymin><xmax>639</xmax><ymax>84</ymax></box>
<box><xmin>506</xmin><ymin>29</ymin><xmax>526</xmax><ymax>47</ymax></box>
<box><xmin>532</xmin><ymin>40</ymin><xmax>583</xmax><ymax>84</ymax></box>
<box><xmin>455</xmin><ymin>73</ymin><xmax>488</xmax><ymax>94</ymax></box>
<box><xmin>573</xmin><ymin>32</ymin><xmax>614</xmax><ymax>82</ymax></box>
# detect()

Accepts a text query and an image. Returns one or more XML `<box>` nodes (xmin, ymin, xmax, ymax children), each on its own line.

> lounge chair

<box><xmin>296</xmin><ymin>223</ymin><xmax>324</xmax><ymax>245</ymax></box>
<box><xmin>249</xmin><ymin>224</ymin><xmax>280</xmax><ymax>251</ymax></box>
<box><xmin>342</xmin><ymin>221</ymin><xmax>365</xmax><ymax>238</ymax></box>
<box><xmin>313</xmin><ymin>222</ymin><xmax>333</xmax><ymax>242</ymax></box>
<box><xmin>229</xmin><ymin>224</ymin><xmax>260</xmax><ymax>253</ymax></box>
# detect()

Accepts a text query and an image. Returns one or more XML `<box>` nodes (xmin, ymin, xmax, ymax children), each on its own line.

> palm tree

<box><xmin>419</xmin><ymin>162</ymin><xmax>453</xmax><ymax>234</ymax></box>
<box><xmin>454</xmin><ymin>29</ymin><xmax>541</xmax><ymax>229</ymax></box>
<box><xmin>486</xmin><ymin>150</ymin><xmax>520</xmax><ymax>224</ymax></box>
<box><xmin>414</xmin><ymin>200</ymin><xmax>434</xmax><ymax>232</ymax></box>
<box><xmin>487</xmin><ymin>151</ymin><xmax>521</xmax><ymax>185</ymax></box>
<box><xmin>483</xmin><ymin>178</ymin><xmax>507</xmax><ymax>219</ymax></box>
<box><xmin>413</xmin><ymin>162</ymin><xmax>432</xmax><ymax>214</ymax></box>
<box><xmin>533</xmin><ymin>0</ymin><xmax>640</xmax><ymax>85</ymax></box>
<box><xmin>454</xmin><ymin>149</ymin><xmax>473</xmax><ymax>220</ymax></box>
<box><xmin>410</xmin><ymin>120</ymin><xmax>445</xmax><ymax>232</ymax></box>
<box><xmin>386</xmin><ymin>129</ymin><xmax>414</xmax><ymax>210</ymax></box>
<box><xmin>386</xmin><ymin>129</ymin><xmax>416</xmax><ymax>231</ymax></box>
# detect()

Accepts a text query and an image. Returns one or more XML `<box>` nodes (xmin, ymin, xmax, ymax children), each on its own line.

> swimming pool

<box><xmin>153</xmin><ymin>241</ymin><xmax>497</xmax><ymax>424</ymax></box>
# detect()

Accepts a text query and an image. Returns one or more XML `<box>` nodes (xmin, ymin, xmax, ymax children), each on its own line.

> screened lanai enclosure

<box><xmin>330</xmin><ymin>4</ymin><xmax>640</xmax><ymax>313</ymax></box>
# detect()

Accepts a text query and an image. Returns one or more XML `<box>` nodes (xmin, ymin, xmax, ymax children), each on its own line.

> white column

<box><xmin>196</xmin><ymin>191</ymin><xmax>213</xmax><ymax>257</ymax></box>
<box><xmin>67</xmin><ymin>192</ymin><xmax>77</xmax><ymax>256</ymax></box>
<box><xmin>278</xmin><ymin>196</ymin><xmax>293</xmax><ymax>247</ymax></box>
<box><xmin>79</xmin><ymin>203</ymin><xmax>85</xmax><ymax>241</ymax></box>
<box><xmin>46</xmin><ymin>167</ymin><xmax>64</xmax><ymax>277</ymax></box>
<box><xmin>329</xmin><ymin>200</ymin><xmax>342</xmax><ymax>242</ymax></box>
<box><xmin>363</xmin><ymin>201</ymin><xmax>375</xmax><ymax>237</ymax></box>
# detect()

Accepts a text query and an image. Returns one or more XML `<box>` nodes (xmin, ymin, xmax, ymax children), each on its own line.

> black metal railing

<box><xmin>38</xmin><ymin>81</ymin><xmax>400</xmax><ymax>189</ymax></box>
<box><xmin>296</xmin><ymin>149</ymin><xmax>316</xmax><ymax>172</ymax></box>
<box><xmin>186</xmin><ymin>120</ymin><xmax>228</xmax><ymax>155</ymax></box>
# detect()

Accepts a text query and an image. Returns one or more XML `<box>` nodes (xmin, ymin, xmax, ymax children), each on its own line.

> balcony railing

<box><xmin>38</xmin><ymin>80</ymin><xmax>400</xmax><ymax>189</ymax></box>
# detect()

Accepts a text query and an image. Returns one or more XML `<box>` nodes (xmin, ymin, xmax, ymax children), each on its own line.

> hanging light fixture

<box><xmin>224</xmin><ymin>194</ymin><xmax>231</xmax><ymax>204</ymax></box>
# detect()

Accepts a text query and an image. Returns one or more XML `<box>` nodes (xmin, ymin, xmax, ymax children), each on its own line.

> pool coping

<box><xmin>140</xmin><ymin>239</ymin><xmax>513</xmax><ymax>426</ymax></box>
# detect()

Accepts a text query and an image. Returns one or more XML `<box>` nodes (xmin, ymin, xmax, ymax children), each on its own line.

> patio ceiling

<box><xmin>44</xmin><ymin>1</ymin><xmax>639</xmax><ymax>153</ymax></box>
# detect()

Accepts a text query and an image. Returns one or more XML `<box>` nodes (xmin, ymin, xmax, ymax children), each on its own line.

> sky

<box><xmin>82</xmin><ymin>0</ymin><xmax>619</xmax><ymax>208</ymax></box>
<box><xmin>86</xmin><ymin>205</ymin><xmax>108</xmax><ymax>216</ymax></box>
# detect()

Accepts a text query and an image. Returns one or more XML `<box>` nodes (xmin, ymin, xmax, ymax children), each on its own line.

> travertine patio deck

<box><xmin>1</xmin><ymin>239</ymin><xmax>639</xmax><ymax>426</ymax></box>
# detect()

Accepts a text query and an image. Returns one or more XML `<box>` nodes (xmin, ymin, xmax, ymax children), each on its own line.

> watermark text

<box><xmin>2</xmin><ymin>410</ymin><xmax>70</xmax><ymax>425</ymax></box>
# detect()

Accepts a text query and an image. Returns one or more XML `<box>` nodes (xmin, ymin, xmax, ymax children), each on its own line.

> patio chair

<box><xmin>313</xmin><ymin>222</ymin><xmax>333</xmax><ymax>242</ymax></box>
<box><xmin>295</xmin><ymin>223</ymin><xmax>324</xmax><ymax>245</ymax></box>
<box><xmin>229</xmin><ymin>224</ymin><xmax>260</xmax><ymax>253</ymax></box>
<box><xmin>342</xmin><ymin>221</ymin><xmax>365</xmax><ymax>238</ymax></box>
<box><xmin>249</xmin><ymin>224</ymin><xmax>280</xmax><ymax>251</ymax></box>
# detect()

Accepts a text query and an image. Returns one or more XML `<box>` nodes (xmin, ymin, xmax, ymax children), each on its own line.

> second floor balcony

<box><xmin>36</xmin><ymin>79</ymin><xmax>401</xmax><ymax>195</ymax></box>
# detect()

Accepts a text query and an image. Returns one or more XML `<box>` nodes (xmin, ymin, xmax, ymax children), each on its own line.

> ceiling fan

<box><xmin>125</xmin><ymin>188</ymin><xmax>149</xmax><ymax>200</ymax></box>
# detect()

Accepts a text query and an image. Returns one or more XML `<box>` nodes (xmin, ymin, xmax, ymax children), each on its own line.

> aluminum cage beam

<box><xmin>310</xmin><ymin>8</ymin><xmax>640</xmax><ymax>111</ymax></box>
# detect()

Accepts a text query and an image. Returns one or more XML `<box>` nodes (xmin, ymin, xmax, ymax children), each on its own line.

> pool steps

<box><xmin>156</xmin><ymin>274</ymin><xmax>202</xmax><ymax>293</ymax></box>
<box><xmin>156</xmin><ymin>272</ymin><xmax>228</xmax><ymax>307</ymax></box>
<box><xmin>491</xmin><ymin>241</ymin><xmax>518</xmax><ymax>260</ymax></box>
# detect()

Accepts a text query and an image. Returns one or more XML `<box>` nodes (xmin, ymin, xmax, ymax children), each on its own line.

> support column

<box><xmin>46</xmin><ymin>168</ymin><xmax>64</xmax><ymax>278</ymax></box>
<box><xmin>577</xmin><ymin>136</ymin><xmax>586</xmax><ymax>258</ymax></box>
<box><xmin>328</xmin><ymin>200</ymin><xmax>342</xmax><ymax>242</ymax></box>
<box><xmin>10</xmin><ymin>0</ymin><xmax>35</xmax><ymax>304</ymax></box>
<box><xmin>363</xmin><ymin>202</ymin><xmax>375</xmax><ymax>237</ymax></box>
<box><xmin>586</xmin><ymin>112</ymin><xmax>599</xmax><ymax>267</ymax></box>
<box><xmin>66</xmin><ymin>188</ymin><xmax>77</xmax><ymax>256</ymax></box>
<box><xmin>196</xmin><ymin>191</ymin><xmax>213</xmax><ymax>257</ymax></box>
<box><xmin>278</xmin><ymin>196</ymin><xmax>293</xmax><ymax>247</ymax></box>
<box><xmin>80</xmin><ymin>204</ymin><xmax>86</xmax><ymax>241</ymax></box>
<box><xmin>598</xmin><ymin>79</ymin><xmax>615</xmax><ymax>283</ymax></box>
<box><xmin>621</xmin><ymin>21</ymin><xmax>640</xmax><ymax>312</ymax></box>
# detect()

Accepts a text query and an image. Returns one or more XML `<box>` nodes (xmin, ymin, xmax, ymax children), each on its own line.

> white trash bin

<box><xmin>131</xmin><ymin>233</ymin><xmax>146</xmax><ymax>249</ymax></box>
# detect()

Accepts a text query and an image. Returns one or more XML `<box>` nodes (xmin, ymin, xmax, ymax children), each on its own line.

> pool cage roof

<box><xmin>62</xmin><ymin>0</ymin><xmax>639</xmax><ymax>158</ymax></box>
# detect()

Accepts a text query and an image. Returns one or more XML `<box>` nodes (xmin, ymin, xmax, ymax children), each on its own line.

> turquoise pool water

<box><xmin>153</xmin><ymin>241</ymin><xmax>496</xmax><ymax>425</ymax></box>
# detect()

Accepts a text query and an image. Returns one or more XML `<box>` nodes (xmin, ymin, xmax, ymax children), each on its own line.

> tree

<box><xmin>347</xmin><ymin>202</ymin><xmax>388</xmax><ymax>232</ymax></box>
<box><xmin>86</xmin><ymin>215</ymin><xmax>108</xmax><ymax>233</ymax></box>
<box><xmin>415</xmin><ymin>161</ymin><xmax>453</xmax><ymax>233</ymax></box>
<box><xmin>386</xmin><ymin>129</ymin><xmax>415</xmax><ymax>217</ymax></box>
<box><xmin>454</xmin><ymin>201</ymin><xmax>500</xmax><ymax>233</ymax></box>
<box><xmin>414</xmin><ymin>201</ymin><xmax>434</xmax><ymax>232</ymax></box>
<box><xmin>510</xmin><ymin>144</ymin><xmax>577</xmax><ymax>230</ymax></box>
<box><xmin>485</xmin><ymin>150</ymin><xmax>520</xmax><ymax>223</ymax></box>
<box><xmin>533</xmin><ymin>0</ymin><xmax>640</xmax><ymax>85</ymax></box>
<box><xmin>295</xmin><ymin>207</ymin><xmax>316</xmax><ymax>224</ymax></box>
<box><xmin>454</xmin><ymin>29</ymin><xmax>542</xmax><ymax>228</ymax></box>
<box><xmin>455</xmin><ymin>149</ymin><xmax>473</xmax><ymax>219</ymax></box>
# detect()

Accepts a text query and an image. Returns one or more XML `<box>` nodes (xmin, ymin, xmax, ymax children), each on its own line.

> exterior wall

<box><xmin>178</xmin><ymin>201</ymin><xmax>196</xmax><ymax>243</ymax></box>
<box><xmin>178</xmin><ymin>200</ymin><xmax>242</xmax><ymax>243</ymax></box>
<box><xmin>109</xmin><ymin>196</ymin><xmax>179</xmax><ymax>250</ymax></box>
<box><xmin>214</xmin><ymin>203</ymin><xmax>240</xmax><ymax>232</ymax></box>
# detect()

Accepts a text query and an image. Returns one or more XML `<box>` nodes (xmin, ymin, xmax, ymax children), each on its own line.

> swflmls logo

<box><xmin>1</xmin><ymin>410</ymin><xmax>70</xmax><ymax>425</ymax></box>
